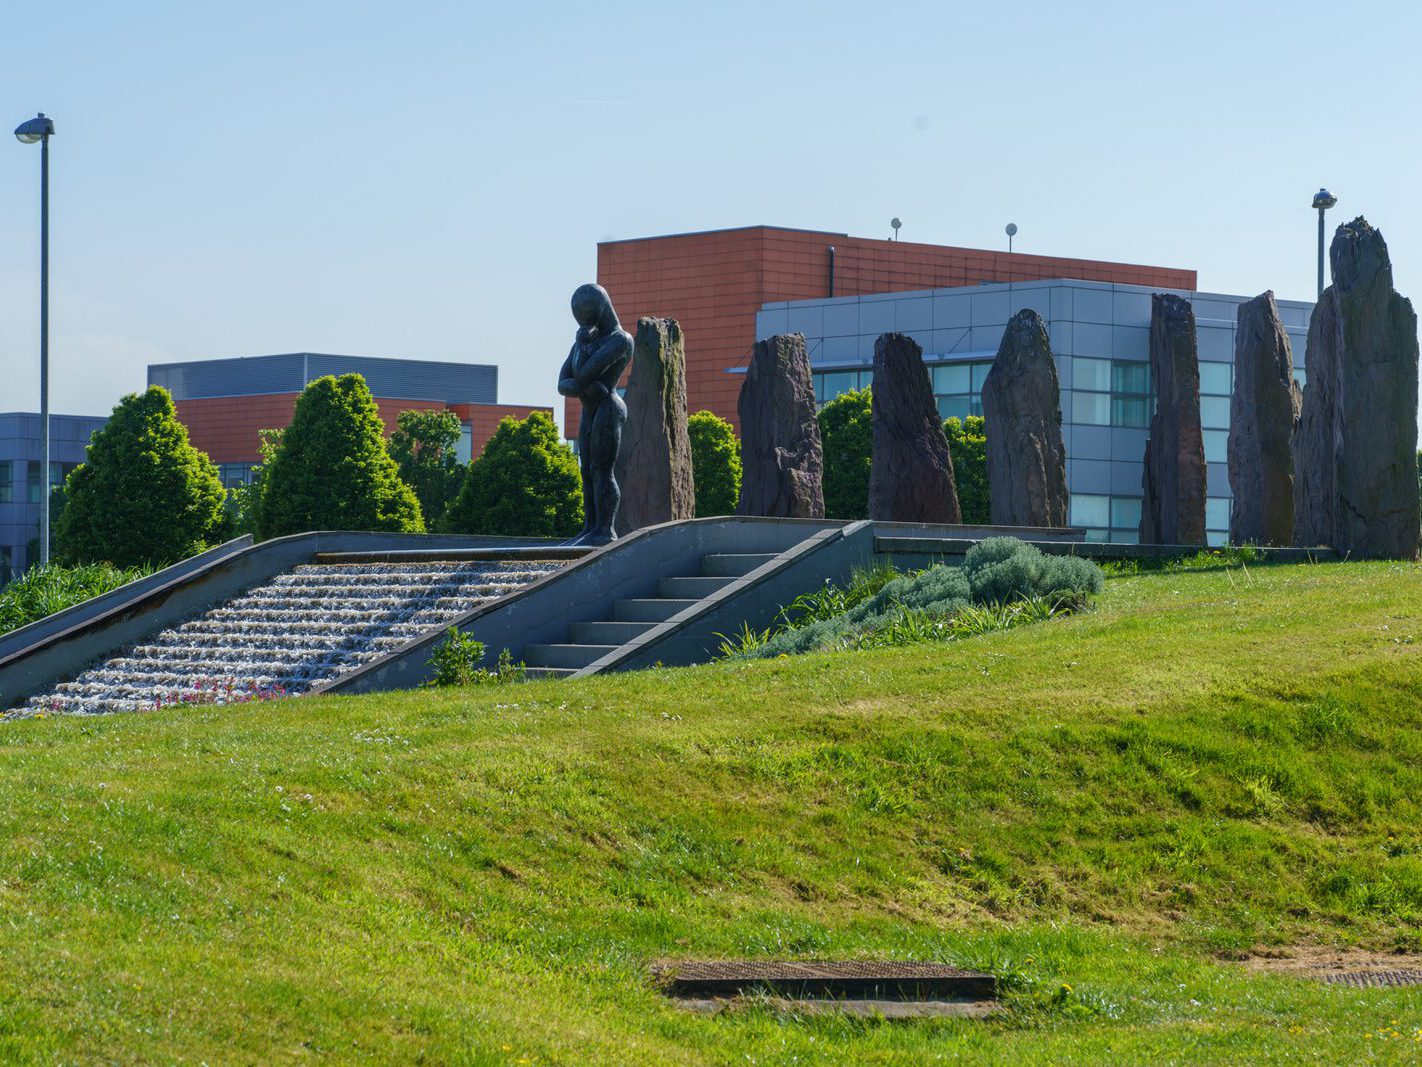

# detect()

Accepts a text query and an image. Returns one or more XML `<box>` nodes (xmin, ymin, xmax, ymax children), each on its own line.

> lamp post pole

<box><xmin>15</xmin><ymin>113</ymin><xmax>55</xmax><ymax>566</ymax></box>
<box><xmin>1312</xmin><ymin>188</ymin><xmax>1337</xmax><ymax>298</ymax></box>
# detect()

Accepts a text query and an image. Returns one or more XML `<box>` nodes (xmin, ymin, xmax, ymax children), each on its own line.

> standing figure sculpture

<box><xmin>558</xmin><ymin>283</ymin><xmax>634</xmax><ymax>545</ymax></box>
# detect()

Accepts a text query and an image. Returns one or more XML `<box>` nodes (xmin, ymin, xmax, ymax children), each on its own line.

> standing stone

<box><xmin>1228</xmin><ymin>292</ymin><xmax>1301</xmax><ymax>546</ymax></box>
<box><xmin>981</xmin><ymin>310</ymin><xmax>1068</xmax><ymax>527</ymax></box>
<box><xmin>1140</xmin><ymin>294</ymin><xmax>1207</xmax><ymax>545</ymax></box>
<box><xmin>869</xmin><ymin>333</ymin><xmax>961</xmax><ymax>523</ymax></box>
<box><xmin>614</xmin><ymin>317</ymin><xmax>695</xmax><ymax>535</ymax></box>
<box><xmin>736</xmin><ymin>333</ymin><xmax>824</xmax><ymax>518</ymax></box>
<box><xmin>1294</xmin><ymin>217</ymin><xmax>1420</xmax><ymax>559</ymax></box>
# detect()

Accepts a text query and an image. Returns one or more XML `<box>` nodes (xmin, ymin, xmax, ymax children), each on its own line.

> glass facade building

<box><xmin>0</xmin><ymin>413</ymin><xmax>110</xmax><ymax>582</ymax></box>
<box><xmin>761</xmin><ymin>279</ymin><xmax>1314</xmax><ymax>546</ymax></box>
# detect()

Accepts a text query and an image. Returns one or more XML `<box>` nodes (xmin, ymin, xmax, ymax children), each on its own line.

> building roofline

<box><xmin>146</xmin><ymin>352</ymin><xmax>497</xmax><ymax>373</ymax></box>
<box><xmin>0</xmin><ymin>411</ymin><xmax>109</xmax><ymax>421</ymax></box>
<box><xmin>596</xmin><ymin>225</ymin><xmax>1194</xmax><ymax>277</ymax></box>
<box><xmin>598</xmin><ymin>224</ymin><xmax>850</xmax><ymax>247</ymax></box>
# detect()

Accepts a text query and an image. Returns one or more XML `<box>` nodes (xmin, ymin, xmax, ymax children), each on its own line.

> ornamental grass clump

<box><xmin>0</xmin><ymin>562</ymin><xmax>154</xmax><ymax>637</ymax></box>
<box><xmin>743</xmin><ymin>536</ymin><xmax>1103</xmax><ymax>658</ymax></box>
<box><xmin>964</xmin><ymin>536</ymin><xmax>1104</xmax><ymax>607</ymax></box>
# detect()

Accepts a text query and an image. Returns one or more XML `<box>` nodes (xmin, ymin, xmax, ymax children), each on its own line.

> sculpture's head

<box><xmin>571</xmin><ymin>283</ymin><xmax>619</xmax><ymax>332</ymax></box>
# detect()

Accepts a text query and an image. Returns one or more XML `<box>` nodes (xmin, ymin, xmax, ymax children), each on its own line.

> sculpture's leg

<box><xmin>568</xmin><ymin>401</ymin><xmax>597</xmax><ymax>544</ymax></box>
<box><xmin>585</xmin><ymin>393</ymin><xmax>627</xmax><ymax>545</ymax></box>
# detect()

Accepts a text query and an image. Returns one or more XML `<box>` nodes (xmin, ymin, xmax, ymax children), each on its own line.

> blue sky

<box><xmin>3</xmin><ymin>0</ymin><xmax>1420</xmax><ymax>429</ymax></box>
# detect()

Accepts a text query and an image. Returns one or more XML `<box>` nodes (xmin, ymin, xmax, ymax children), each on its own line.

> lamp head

<box><xmin>14</xmin><ymin>113</ymin><xmax>54</xmax><ymax>144</ymax></box>
<box><xmin>1312</xmin><ymin>188</ymin><xmax>1337</xmax><ymax>211</ymax></box>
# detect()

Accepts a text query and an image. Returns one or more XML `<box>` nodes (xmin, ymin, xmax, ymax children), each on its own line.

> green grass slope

<box><xmin>2</xmin><ymin>560</ymin><xmax>1421</xmax><ymax>1064</ymax></box>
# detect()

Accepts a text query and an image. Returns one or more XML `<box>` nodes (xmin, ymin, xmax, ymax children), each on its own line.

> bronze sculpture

<box><xmin>558</xmin><ymin>283</ymin><xmax>633</xmax><ymax>545</ymax></box>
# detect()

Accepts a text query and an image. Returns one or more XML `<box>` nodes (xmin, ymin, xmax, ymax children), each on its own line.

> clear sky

<box><xmin>3</xmin><ymin>0</ymin><xmax>1420</xmax><ymax>431</ymax></box>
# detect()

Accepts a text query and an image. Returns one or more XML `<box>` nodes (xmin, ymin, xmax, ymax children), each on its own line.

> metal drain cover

<box><xmin>1320</xmin><ymin>970</ymin><xmax>1422</xmax><ymax>988</ymax></box>
<box><xmin>653</xmin><ymin>960</ymin><xmax>997</xmax><ymax>1001</ymax></box>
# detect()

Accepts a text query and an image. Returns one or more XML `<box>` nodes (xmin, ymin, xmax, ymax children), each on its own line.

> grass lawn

<box><xmin>3</xmin><ymin>559</ymin><xmax>1422</xmax><ymax>1063</ymax></box>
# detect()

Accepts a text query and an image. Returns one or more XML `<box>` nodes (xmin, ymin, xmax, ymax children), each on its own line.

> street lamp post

<box><xmin>15</xmin><ymin>113</ymin><xmax>55</xmax><ymax>566</ymax></box>
<box><xmin>1312</xmin><ymin>187</ymin><xmax>1337</xmax><ymax>298</ymax></box>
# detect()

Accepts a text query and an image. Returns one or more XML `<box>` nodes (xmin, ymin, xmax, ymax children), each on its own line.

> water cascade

<box><xmin>13</xmin><ymin>559</ymin><xmax>563</xmax><ymax>718</ymax></box>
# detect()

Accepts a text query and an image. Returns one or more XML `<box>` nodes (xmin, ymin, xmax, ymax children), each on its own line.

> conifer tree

<box><xmin>444</xmin><ymin>411</ymin><xmax>581</xmax><ymax>537</ymax></box>
<box><xmin>687</xmin><ymin>410</ymin><xmax>741</xmax><ymax>517</ymax></box>
<box><xmin>56</xmin><ymin>385</ymin><xmax>229</xmax><ymax>567</ymax></box>
<box><xmin>256</xmin><ymin>374</ymin><xmax>423</xmax><ymax>538</ymax></box>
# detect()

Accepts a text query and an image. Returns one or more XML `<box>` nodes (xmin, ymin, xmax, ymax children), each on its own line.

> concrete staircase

<box><xmin>520</xmin><ymin>551</ymin><xmax>779</xmax><ymax>677</ymax></box>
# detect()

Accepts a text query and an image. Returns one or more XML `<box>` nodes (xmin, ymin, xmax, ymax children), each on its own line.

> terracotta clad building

<box><xmin>567</xmin><ymin>225</ymin><xmax>1196</xmax><ymax>436</ymax></box>
<box><xmin>148</xmin><ymin>353</ymin><xmax>547</xmax><ymax>488</ymax></box>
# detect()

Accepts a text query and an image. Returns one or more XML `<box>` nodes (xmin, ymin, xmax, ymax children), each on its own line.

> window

<box><xmin>812</xmin><ymin>369</ymin><xmax>872</xmax><ymax>407</ymax></box>
<box><xmin>1200</xmin><ymin>396</ymin><xmax>1231</xmax><ymax>430</ymax></box>
<box><xmin>1199</xmin><ymin>362</ymin><xmax>1232</xmax><ymax>396</ymax></box>
<box><xmin>1110</xmin><ymin>497</ymin><xmax>1142</xmax><ymax>530</ymax></box>
<box><xmin>217</xmin><ymin>463</ymin><xmax>255</xmax><ymax>489</ymax></box>
<box><xmin>456</xmin><ymin>423</ymin><xmax>474</xmax><ymax>464</ymax></box>
<box><xmin>930</xmin><ymin>359</ymin><xmax>991</xmax><ymax>422</ymax></box>
<box><xmin>27</xmin><ymin>461</ymin><xmax>71</xmax><ymax>503</ymax></box>
<box><xmin>1070</xmin><ymin>494</ymin><xmax>1109</xmax><ymax>528</ymax></box>
<box><xmin>1206</xmin><ymin>497</ymin><xmax>1230</xmax><ymax>532</ymax></box>
<box><xmin>1203</xmin><ymin>430</ymin><xmax>1228</xmax><ymax>464</ymax></box>
<box><xmin>1071</xmin><ymin>358</ymin><xmax>1152</xmax><ymax>427</ymax></box>
<box><xmin>1072</xmin><ymin>492</ymin><xmax>1144</xmax><ymax>543</ymax></box>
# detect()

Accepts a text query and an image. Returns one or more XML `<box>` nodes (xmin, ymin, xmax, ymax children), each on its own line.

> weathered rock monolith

<box><xmin>1140</xmin><ymin>293</ymin><xmax>1207</xmax><ymax>545</ymax></box>
<box><xmin>868</xmin><ymin>332</ymin><xmax>961</xmax><ymax>523</ymax></box>
<box><xmin>736</xmin><ymin>333</ymin><xmax>824</xmax><ymax>518</ymax></box>
<box><xmin>613</xmin><ymin>317</ymin><xmax>696</xmax><ymax>535</ymax></box>
<box><xmin>1227</xmin><ymin>292</ymin><xmax>1301</xmax><ymax>547</ymax></box>
<box><xmin>1294</xmin><ymin>217</ymin><xmax>1420</xmax><ymax>559</ymax></box>
<box><xmin>981</xmin><ymin>309</ymin><xmax>1068</xmax><ymax>527</ymax></box>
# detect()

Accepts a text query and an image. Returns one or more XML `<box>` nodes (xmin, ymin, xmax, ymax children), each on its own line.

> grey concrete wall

<box><xmin>592</xmin><ymin>521</ymin><xmax>877</xmax><ymax>674</ymax></box>
<box><xmin>0</xmin><ymin>531</ymin><xmax>564</xmax><ymax>710</ymax></box>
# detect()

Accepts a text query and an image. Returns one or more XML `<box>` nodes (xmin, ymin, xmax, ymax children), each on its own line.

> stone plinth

<box><xmin>614</xmin><ymin>317</ymin><xmax>695</xmax><ymax>534</ymax></box>
<box><xmin>980</xmin><ymin>309</ymin><xmax>1068</xmax><ymax>527</ymax></box>
<box><xmin>736</xmin><ymin>333</ymin><xmax>824</xmax><ymax>518</ymax></box>
<box><xmin>1227</xmin><ymin>292</ymin><xmax>1301</xmax><ymax>546</ymax></box>
<box><xmin>1140</xmin><ymin>293</ymin><xmax>1207</xmax><ymax>545</ymax></box>
<box><xmin>1294</xmin><ymin>217</ymin><xmax>1420</xmax><ymax>559</ymax></box>
<box><xmin>868</xmin><ymin>332</ymin><xmax>961</xmax><ymax>523</ymax></box>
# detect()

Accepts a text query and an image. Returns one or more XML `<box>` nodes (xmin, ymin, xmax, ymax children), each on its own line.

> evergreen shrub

<box><xmin>56</xmin><ymin>386</ymin><xmax>228</xmax><ymax>568</ymax></box>
<box><xmin>444</xmin><ymin>411</ymin><xmax>581</xmax><ymax>537</ymax></box>
<box><xmin>687</xmin><ymin>410</ymin><xmax>740</xmax><ymax>517</ymax></box>
<box><xmin>256</xmin><ymin>374</ymin><xmax>424</xmax><ymax>539</ymax></box>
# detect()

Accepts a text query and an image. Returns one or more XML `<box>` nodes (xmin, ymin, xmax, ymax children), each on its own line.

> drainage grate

<box><xmin>653</xmin><ymin>960</ymin><xmax>997</xmax><ymax>1001</ymax></box>
<box><xmin>1319</xmin><ymin>970</ymin><xmax>1422</xmax><ymax>988</ymax></box>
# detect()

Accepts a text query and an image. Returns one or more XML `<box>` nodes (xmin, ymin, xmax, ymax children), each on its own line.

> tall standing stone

<box><xmin>614</xmin><ymin>317</ymin><xmax>696</xmax><ymax>535</ymax></box>
<box><xmin>1294</xmin><ymin>217</ymin><xmax>1420</xmax><ymax>559</ymax></box>
<box><xmin>736</xmin><ymin>333</ymin><xmax>824</xmax><ymax>518</ymax></box>
<box><xmin>1140</xmin><ymin>294</ymin><xmax>1207</xmax><ymax>545</ymax></box>
<box><xmin>1227</xmin><ymin>292</ymin><xmax>1301</xmax><ymax>546</ymax></box>
<box><xmin>868</xmin><ymin>333</ymin><xmax>961</xmax><ymax>523</ymax></box>
<box><xmin>981</xmin><ymin>309</ymin><xmax>1068</xmax><ymax>527</ymax></box>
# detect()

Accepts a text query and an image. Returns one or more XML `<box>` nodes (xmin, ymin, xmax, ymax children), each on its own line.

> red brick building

<box><xmin>568</xmin><ymin>225</ymin><xmax>1196</xmax><ymax>435</ymax></box>
<box><xmin>147</xmin><ymin>354</ymin><xmax>548</xmax><ymax>487</ymax></box>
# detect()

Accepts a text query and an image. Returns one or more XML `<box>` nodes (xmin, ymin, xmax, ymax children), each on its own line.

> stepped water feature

<box><xmin>9</xmin><ymin>558</ymin><xmax>563</xmax><ymax>719</ymax></box>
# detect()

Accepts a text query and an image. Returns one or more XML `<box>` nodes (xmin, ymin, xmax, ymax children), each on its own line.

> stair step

<box><xmin>700</xmin><ymin>552</ymin><xmax>778</xmax><ymax>578</ymax></box>
<box><xmin>657</xmin><ymin>576</ymin><xmax>732</xmax><ymax>599</ymax></box>
<box><xmin>612</xmin><ymin>598</ymin><xmax>698</xmax><ymax>623</ymax></box>
<box><xmin>570</xmin><ymin>620</ymin><xmax>655</xmax><ymax>645</ymax></box>
<box><xmin>521</xmin><ymin>643</ymin><xmax>619</xmax><ymax>670</ymax></box>
<box><xmin>523</xmin><ymin>666</ymin><xmax>577</xmax><ymax>679</ymax></box>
